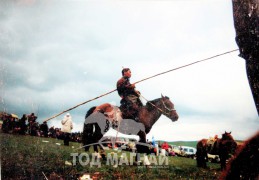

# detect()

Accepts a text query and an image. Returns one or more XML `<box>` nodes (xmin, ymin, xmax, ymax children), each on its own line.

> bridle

<box><xmin>140</xmin><ymin>94</ymin><xmax>176</xmax><ymax>117</ymax></box>
<box><xmin>161</xmin><ymin>99</ymin><xmax>176</xmax><ymax>115</ymax></box>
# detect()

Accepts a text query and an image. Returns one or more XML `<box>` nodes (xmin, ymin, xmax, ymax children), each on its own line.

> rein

<box><xmin>140</xmin><ymin>94</ymin><xmax>175</xmax><ymax>116</ymax></box>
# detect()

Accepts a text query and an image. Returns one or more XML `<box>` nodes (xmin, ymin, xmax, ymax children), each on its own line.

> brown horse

<box><xmin>220</xmin><ymin>131</ymin><xmax>259</xmax><ymax>179</ymax></box>
<box><xmin>196</xmin><ymin>131</ymin><xmax>237</xmax><ymax>170</ymax></box>
<box><xmin>82</xmin><ymin>95</ymin><xmax>179</xmax><ymax>152</ymax></box>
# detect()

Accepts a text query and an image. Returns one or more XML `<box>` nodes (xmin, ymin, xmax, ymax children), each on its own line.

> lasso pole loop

<box><xmin>43</xmin><ymin>49</ymin><xmax>239</xmax><ymax>122</ymax></box>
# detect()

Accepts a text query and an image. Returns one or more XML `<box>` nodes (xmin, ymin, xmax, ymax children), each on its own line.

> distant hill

<box><xmin>163</xmin><ymin>140</ymin><xmax>243</xmax><ymax>148</ymax></box>
<box><xmin>155</xmin><ymin>140</ymin><xmax>198</xmax><ymax>148</ymax></box>
<box><xmin>168</xmin><ymin>141</ymin><xmax>197</xmax><ymax>148</ymax></box>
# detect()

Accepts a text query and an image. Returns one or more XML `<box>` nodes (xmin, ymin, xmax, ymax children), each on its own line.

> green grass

<box><xmin>1</xmin><ymin>133</ymin><xmax>221</xmax><ymax>179</ymax></box>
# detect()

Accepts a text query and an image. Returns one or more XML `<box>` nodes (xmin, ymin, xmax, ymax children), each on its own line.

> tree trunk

<box><xmin>232</xmin><ymin>0</ymin><xmax>259</xmax><ymax>115</ymax></box>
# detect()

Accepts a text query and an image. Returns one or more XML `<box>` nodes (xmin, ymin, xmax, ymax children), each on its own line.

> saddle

<box><xmin>94</xmin><ymin>104</ymin><xmax>122</xmax><ymax>127</ymax></box>
<box><xmin>206</xmin><ymin>138</ymin><xmax>219</xmax><ymax>154</ymax></box>
<box><xmin>94</xmin><ymin>102</ymin><xmax>140</xmax><ymax>124</ymax></box>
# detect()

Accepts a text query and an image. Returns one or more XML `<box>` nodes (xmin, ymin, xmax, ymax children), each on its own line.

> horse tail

<box><xmin>85</xmin><ymin>106</ymin><xmax>96</xmax><ymax>119</ymax></box>
<box><xmin>82</xmin><ymin>123</ymin><xmax>92</xmax><ymax>150</ymax></box>
<box><xmin>82</xmin><ymin>122</ymin><xmax>104</xmax><ymax>152</ymax></box>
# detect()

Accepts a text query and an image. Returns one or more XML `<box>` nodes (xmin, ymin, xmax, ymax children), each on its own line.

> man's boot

<box><xmin>131</xmin><ymin>104</ymin><xmax>140</xmax><ymax>122</ymax></box>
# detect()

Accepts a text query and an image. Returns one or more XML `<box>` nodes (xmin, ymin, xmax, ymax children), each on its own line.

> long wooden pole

<box><xmin>43</xmin><ymin>49</ymin><xmax>238</xmax><ymax>122</ymax></box>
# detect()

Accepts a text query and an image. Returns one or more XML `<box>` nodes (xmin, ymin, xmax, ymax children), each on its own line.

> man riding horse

<box><xmin>116</xmin><ymin>68</ymin><xmax>143</xmax><ymax>121</ymax></box>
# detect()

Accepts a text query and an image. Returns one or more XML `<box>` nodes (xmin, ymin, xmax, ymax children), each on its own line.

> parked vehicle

<box><xmin>121</xmin><ymin>138</ymin><xmax>137</xmax><ymax>151</ymax></box>
<box><xmin>100</xmin><ymin>136</ymin><xmax>137</xmax><ymax>151</ymax></box>
<box><xmin>181</xmin><ymin>146</ymin><xmax>197</xmax><ymax>158</ymax></box>
<box><xmin>170</xmin><ymin>145</ymin><xmax>186</xmax><ymax>157</ymax></box>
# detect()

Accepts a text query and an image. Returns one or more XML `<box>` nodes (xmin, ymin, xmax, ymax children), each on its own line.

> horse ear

<box><xmin>230</xmin><ymin>131</ymin><xmax>231</xmax><ymax>134</ymax></box>
<box><xmin>161</xmin><ymin>94</ymin><xmax>164</xmax><ymax>99</ymax></box>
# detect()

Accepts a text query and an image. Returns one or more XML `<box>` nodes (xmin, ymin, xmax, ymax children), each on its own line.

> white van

<box><xmin>181</xmin><ymin>146</ymin><xmax>197</xmax><ymax>158</ymax></box>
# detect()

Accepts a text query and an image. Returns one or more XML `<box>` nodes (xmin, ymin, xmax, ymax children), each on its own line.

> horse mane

<box><xmin>146</xmin><ymin>99</ymin><xmax>158</xmax><ymax>111</ymax></box>
<box><xmin>146</xmin><ymin>96</ymin><xmax>170</xmax><ymax>111</ymax></box>
<box><xmin>85</xmin><ymin>106</ymin><xmax>96</xmax><ymax>119</ymax></box>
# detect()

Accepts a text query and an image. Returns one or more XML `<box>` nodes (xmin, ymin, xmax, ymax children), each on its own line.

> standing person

<box><xmin>40</xmin><ymin>121</ymin><xmax>49</xmax><ymax>137</ymax></box>
<box><xmin>19</xmin><ymin>114</ymin><xmax>27</xmax><ymax>135</ymax></box>
<box><xmin>61</xmin><ymin>113</ymin><xmax>73</xmax><ymax>146</ymax></box>
<box><xmin>27</xmin><ymin>113</ymin><xmax>37</xmax><ymax>122</ymax></box>
<box><xmin>161</xmin><ymin>142</ymin><xmax>169</xmax><ymax>151</ymax></box>
<box><xmin>27</xmin><ymin>113</ymin><xmax>37</xmax><ymax>135</ymax></box>
<box><xmin>116</xmin><ymin>68</ymin><xmax>143</xmax><ymax>121</ymax></box>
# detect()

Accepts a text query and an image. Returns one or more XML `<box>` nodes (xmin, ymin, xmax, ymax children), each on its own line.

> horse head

<box><xmin>160</xmin><ymin>94</ymin><xmax>179</xmax><ymax>122</ymax></box>
<box><xmin>222</xmin><ymin>131</ymin><xmax>234</xmax><ymax>141</ymax></box>
<box><xmin>221</xmin><ymin>131</ymin><xmax>237</xmax><ymax>154</ymax></box>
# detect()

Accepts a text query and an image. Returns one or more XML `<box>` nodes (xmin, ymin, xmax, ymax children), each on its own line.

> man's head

<box><xmin>122</xmin><ymin>68</ymin><xmax>131</xmax><ymax>78</ymax></box>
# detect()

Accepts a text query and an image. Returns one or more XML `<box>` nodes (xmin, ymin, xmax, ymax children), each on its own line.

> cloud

<box><xmin>0</xmin><ymin>0</ymin><xmax>257</xmax><ymax>141</ymax></box>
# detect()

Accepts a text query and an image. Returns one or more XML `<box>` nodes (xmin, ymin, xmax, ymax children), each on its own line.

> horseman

<box><xmin>117</xmin><ymin>68</ymin><xmax>143</xmax><ymax>121</ymax></box>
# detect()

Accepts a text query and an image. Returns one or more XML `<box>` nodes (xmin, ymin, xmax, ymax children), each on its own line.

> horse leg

<box><xmin>196</xmin><ymin>150</ymin><xmax>201</xmax><ymax>167</ymax></box>
<box><xmin>220</xmin><ymin>154</ymin><xmax>227</xmax><ymax>170</ymax></box>
<box><xmin>136</xmin><ymin>130</ymin><xmax>151</xmax><ymax>154</ymax></box>
<box><xmin>82</xmin><ymin>124</ymin><xmax>94</xmax><ymax>152</ymax></box>
<box><xmin>201</xmin><ymin>148</ymin><xmax>208</xmax><ymax>168</ymax></box>
<box><xmin>196</xmin><ymin>140</ymin><xmax>208</xmax><ymax>168</ymax></box>
<box><xmin>92</xmin><ymin>124</ymin><xmax>104</xmax><ymax>152</ymax></box>
<box><xmin>196</xmin><ymin>150</ymin><xmax>204</xmax><ymax>167</ymax></box>
<box><xmin>137</xmin><ymin>130</ymin><xmax>146</xmax><ymax>143</ymax></box>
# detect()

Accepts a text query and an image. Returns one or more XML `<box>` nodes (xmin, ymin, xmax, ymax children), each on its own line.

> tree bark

<box><xmin>232</xmin><ymin>0</ymin><xmax>259</xmax><ymax>115</ymax></box>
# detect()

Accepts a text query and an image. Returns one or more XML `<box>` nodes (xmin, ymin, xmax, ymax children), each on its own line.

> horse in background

<box><xmin>196</xmin><ymin>131</ymin><xmax>237</xmax><ymax>170</ymax></box>
<box><xmin>82</xmin><ymin>95</ymin><xmax>179</xmax><ymax>153</ymax></box>
<box><xmin>220</xmin><ymin>131</ymin><xmax>259</xmax><ymax>179</ymax></box>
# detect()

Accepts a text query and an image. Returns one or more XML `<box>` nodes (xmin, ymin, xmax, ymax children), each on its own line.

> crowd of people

<box><xmin>0</xmin><ymin>112</ymin><xmax>82</xmax><ymax>143</ymax></box>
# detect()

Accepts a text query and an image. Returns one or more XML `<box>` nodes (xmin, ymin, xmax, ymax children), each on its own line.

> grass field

<box><xmin>0</xmin><ymin>133</ymin><xmax>221</xmax><ymax>179</ymax></box>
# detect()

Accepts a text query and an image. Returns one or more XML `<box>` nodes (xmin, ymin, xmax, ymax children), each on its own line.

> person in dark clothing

<box><xmin>19</xmin><ymin>114</ymin><xmax>27</xmax><ymax>135</ymax></box>
<box><xmin>28</xmin><ymin>113</ymin><xmax>37</xmax><ymax>122</ymax></box>
<box><xmin>30</xmin><ymin>122</ymin><xmax>39</xmax><ymax>136</ymax></box>
<box><xmin>2</xmin><ymin>114</ymin><xmax>10</xmax><ymax>133</ymax></box>
<box><xmin>27</xmin><ymin>113</ymin><xmax>37</xmax><ymax>135</ymax></box>
<box><xmin>40</xmin><ymin>121</ymin><xmax>49</xmax><ymax>137</ymax></box>
<box><xmin>8</xmin><ymin>117</ymin><xmax>16</xmax><ymax>133</ymax></box>
<box><xmin>116</xmin><ymin>68</ymin><xmax>143</xmax><ymax>121</ymax></box>
<box><xmin>12</xmin><ymin>118</ymin><xmax>21</xmax><ymax>134</ymax></box>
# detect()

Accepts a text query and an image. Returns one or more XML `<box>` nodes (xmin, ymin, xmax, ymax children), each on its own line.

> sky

<box><xmin>0</xmin><ymin>0</ymin><xmax>258</xmax><ymax>141</ymax></box>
